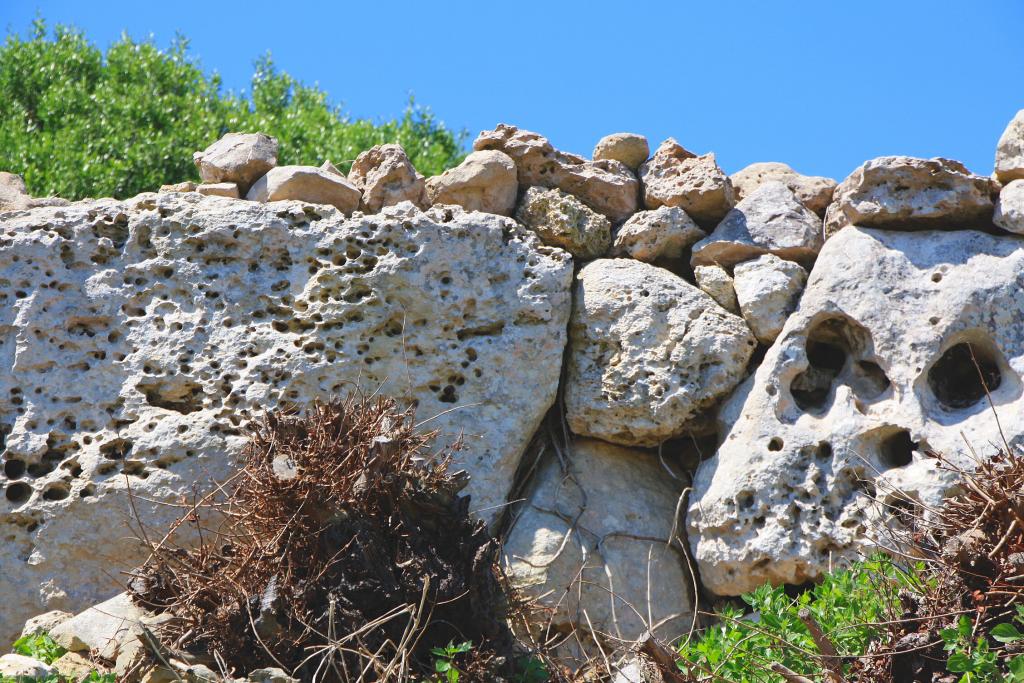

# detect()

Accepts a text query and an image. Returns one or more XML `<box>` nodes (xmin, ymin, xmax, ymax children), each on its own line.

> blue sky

<box><xmin>3</xmin><ymin>1</ymin><xmax>1023</xmax><ymax>180</ymax></box>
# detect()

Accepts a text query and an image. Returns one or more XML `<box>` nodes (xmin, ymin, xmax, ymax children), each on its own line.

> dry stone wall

<box><xmin>3</xmin><ymin>109</ymin><xmax>1024</xmax><ymax>660</ymax></box>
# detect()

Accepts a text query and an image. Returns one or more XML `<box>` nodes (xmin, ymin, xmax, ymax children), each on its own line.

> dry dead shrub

<box><xmin>128</xmin><ymin>395</ymin><xmax>521</xmax><ymax>682</ymax></box>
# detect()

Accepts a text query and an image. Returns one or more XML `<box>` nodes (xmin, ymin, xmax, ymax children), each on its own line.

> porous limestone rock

<box><xmin>159</xmin><ymin>181</ymin><xmax>197</xmax><ymax>193</ymax></box>
<box><xmin>474</xmin><ymin>124</ymin><xmax>639</xmax><ymax>223</ymax></box>
<box><xmin>347</xmin><ymin>144</ymin><xmax>425</xmax><ymax>213</ymax></box>
<box><xmin>565</xmin><ymin>259</ymin><xmax>756</xmax><ymax>447</ymax></box>
<box><xmin>0</xmin><ymin>194</ymin><xmax>572</xmax><ymax>644</ymax></box>
<box><xmin>424</xmin><ymin>150</ymin><xmax>518</xmax><ymax>216</ymax></box>
<box><xmin>691</xmin><ymin>181</ymin><xmax>823</xmax><ymax>269</ymax></box>
<box><xmin>995</xmin><ymin>109</ymin><xmax>1024</xmax><ymax>183</ymax></box>
<box><xmin>20</xmin><ymin>609</ymin><xmax>71</xmax><ymax>637</ymax></box>
<box><xmin>196</xmin><ymin>182</ymin><xmax>239</xmax><ymax>199</ymax></box>
<box><xmin>592</xmin><ymin>133</ymin><xmax>650</xmax><ymax>170</ymax></box>
<box><xmin>689</xmin><ymin>227</ymin><xmax>1024</xmax><ymax>595</ymax></box>
<box><xmin>320</xmin><ymin>160</ymin><xmax>343</xmax><ymax>177</ymax></box>
<box><xmin>503</xmin><ymin>438</ymin><xmax>693</xmax><ymax>646</ymax></box>
<box><xmin>731</xmin><ymin>162</ymin><xmax>837</xmax><ymax>216</ymax></box>
<box><xmin>824</xmin><ymin>156</ymin><xmax>996</xmax><ymax>237</ymax></box>
<box><xmin>638</xmin><ymin>139</ymin><xmax>733</xmax><ymax>226</ymax></box>
<box><xmin>694</xmin><ymin>264</ymin><xmax>738</xmax><ymax>313</ymax></box>
<box><xmin>515</xmin><ymin>186</ymin><xmax>611</xmax><ymax>259</ymax></box>
<box><xmin>732</xmin><ymin>254</ymin><xmax>807</xmax><ymax>345</ymax></box>
<box><xmin>193</xmin><ymin>132</ymin><xmax>278</xmax><ymax>194</ymax></box>
<box><xmin>0</xmin><ymin>173</ymin><xmax>67</xmax><ymax>212</ymax></box>
<box><xmin>994</xmin><ymin>179</ymin><xmax>1024</xmax><ymax>234</ymax></box>
<box><xmin>0</xmin><ymin>653</ymin><xmax>53</xmax><ymax>678</ymax></box>
<box><xmin>48</xmin><ymin>592</ymin><xmax>155</xmax><ymax>660</ymax></box>
<box><xmin>610</xmin><ymin>206</ymin><xmax>705</xmax><ymax>263</ymax></box>
<box><xmin>246</xmin><ymin>165</ymin><xmax>361</xmax><ymax>214</ymax></box>
<box><xmin>52</xmin><ymin>652</ymin><xmax>100</xmax><ymax>681</ymax></box>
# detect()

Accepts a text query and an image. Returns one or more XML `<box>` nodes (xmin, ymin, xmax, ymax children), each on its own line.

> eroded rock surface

<box><xmin>994</xmin><ymin>179</ymin><xmax>1024</xmax><ymax>234</ymax></box>
<box><xmin>347</xmin><ymin>144</ymin><xmax>425</xmax><ymax>213</ymax></box>
<box><xmin>246</xmin><ymin>165</ymin><xmax>362</xmax><ymax>214</ymax></box>
<box><xmin>694</xmin><ymin>264</ymin><xmax>738</xmax><ymax>313</ymax></box>
<box><xmin>689</xmin><ymin>227</ymin><xmax>1024</xmax><ymax>595</ymax></box>
<box><xmin>474</xmin><ymin>124</ymin><xmax>639</xmax><ymax>222</ymax></box>
<box><xmin>824</xmin><ymin>156</ymin><xmax>996</xmax><ymax>237</ymax></box>
<box><xmin>996</xmin><ymin>109</ymin><xmax>1024</xmax><ymax>183</ymax></box>
<box><xmin>610</xmin><ymin>206</ymin><xmax>705</xmax><ymax>263</ymax></box>
<box><xmin>638</xmin><ymin>139</ymin><xmax>733</xmax><ymax>226</ymax></box>
<box><xmin>733</xmin><ymin>255</ymin><xmax>808</xmax><ymax>345</ymax></box>
<box><xmin>592</xmin><ymin>133</ymin><xmax>650</xmax><ymax>170</ymax></box>
<box><xmin>503</xmin><ymin>438</ymin><xmax>693</xmax><ymax>647</ymax></box>
<box><xmin>192</xmin><ymin>133</ymin><xmax>278</xmax><ymax>194</ymax></box>
<box><xmin>731</xmin><ymin>162</ymin><xmax>836</xmax><ymax>216</ymax></box>
<box><xmin>566</xmin><ymin>259</ymin><xmax>756</xmax><ymax>447</ymax></box>
<box><xmin>515</xmin><ymin>186</ymin><xmax>611</xmax><ymax>259</ymax></box>
<box><xmin>0</xmin><ymin>194</ymin><xmax>573</xmax><ymax>643</ymax></box>
<box><xmin>424</xmin><ymin>150</ymin><xmax>518</xmax><ymax>216</ymax></box>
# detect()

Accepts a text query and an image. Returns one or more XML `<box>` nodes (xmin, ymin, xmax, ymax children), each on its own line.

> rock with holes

<box><xmin>691</xmin><ymin>181</ymin><xmax>823</xmax><ymax>269</ymax></box>
<box><xmin>0</xmin><ymin>194</ymin><xmax>572</xmax><ymax>644</ymax></box>
<box><xmin>996</xmin><ymin>109</ymin><xmax>1024</xmax><ymax>184</ymax></box>
<box><xmin>733</xmin><ymin>255</ymin><xmax>808</xmax><ymax>345</ymax></box>
<box><xmin>638</xmin><ymin>139</ymin><xmax>734</xmax><ymax>226</ymax></box>
<box><xmin>515</xmin><ymin>186</ymin><xmax>611</xmax><ymax>259</ymax></box>
<box><xmin>592</xmin><ymin>133</ymin><xmax>650</xmax><ymax>170</ymax></box>
<box><xmin>689</xmin><ymin>226</ymin><xmax>1024</xmax><ymax>596</ymax></box>
<box><xmin>565</xmin><ymin>259</ymin><xmax>756</xmax><ymax>447</ymax></box>
<box><xmin>823</xmin><ymin>156</ymin><xmax>996</xmax><ymax>238</ymax></box>
<box><xmin>347</xmin><ymin>144</ymin><xmax>425</xmax><ymax>213</ymax></box>
<box><xmin>610</xmin><ymin>206</ymin><xmax>705</xmax><ymax>263</ymax></box>
<box><xmin>731</xmin><ymin>162</ymin><xmax>837</xmax><ymax>216</ymax></box>
<box><xmin>473</xmin><ymin>124</ymin><xmax>639</xmax><ymax>223</ymax></box>
<box><xmin>424</xmin><ymin>150</ymin><xmax>518</xmax><ymax>216</ymax></box>
<box><xmin>503</xmin><ymin>438</ymin><xmax>693</xmax><ymax>650</ymax></box>
<box><xmin>247</xmin><ymin>165</ymin><xmax>362</xmax><ymax>214</ymax></box>
<box><xmin>694</xmin><ymin>264</ymin><xmax>738</xmax><ymax>313</ymax></box>
<box><xmin>994</xmin><ymin>180</ymin><xmax>1024</xmax><ymax>235</ymax></box>
<box><xmin>192</xmin><ymin>133</ymin><xmax>278</xmax><ymax>195</ymax></box>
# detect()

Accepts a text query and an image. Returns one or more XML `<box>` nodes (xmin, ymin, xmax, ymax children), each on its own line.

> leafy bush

<box><xmin>0</xmin><ymin>20</ymin><xmax>466</xmax><ymax>200</ymax></box>
<box><xmin>3</xmin><ymin>632</ymin><xmax>114</xmax><ymax>683</ymax></box>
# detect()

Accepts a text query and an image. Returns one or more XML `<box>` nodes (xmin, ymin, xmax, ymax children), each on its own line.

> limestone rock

<box><xmin>0</xmin><ymin>653</ymin><xmax>53</xmax><ymax>678</ymax></box>
<box><xmin>503</xmin><ymin>438</ymin><xmax>693</xmax><ymax>646</ymax></box>
<box><xmin>515</xmin><ymin>186</ymin><xmax>611</xmax><ymax>259</ymax></box>
<box><xmin>689</xmin><ymin>227</ymin><xmax>1024</xmax><ymax>595</ymax></box>
<box><xmin>566</xmin><ymin>259</ymin><xmax>756</xmax><ymax>446</ymax></box>
<box><xmin>610</xmin><ymin>206</ymin><xmax>705</xmax><ymax>262</ymax></box>
<box><xmin>48</xmin><ymin>592</ymin><xmax>150</xmax><ymax>658</ymax></box>
<box><xmin>0</xmin><ymin>195</ymin><xmax>572</xmax><ymax>643</ymax></box>
<box><xmin>52</xmin><ymin>652</ymin><xmax>100</xmax><ymax>681</ymax></box>
<box><xmin>20</xmin><ymin>609</ymin><xmax>72</xmax><ymax>637</ymax></box>
<box><xmin>994</xmin><ymin>179</ymin><xmax>1024</xmax><ymax>234</ymax></box>
<box><xmin>638</xmin><ymin>139</ymin><xmax>733</xmax><ymax>226</ymax></box>
<box><xmin>474</xmin><ymin>124</ymin><xmax>639</xmax><ymax>222</ymax></box>
<box><xmin>995</xmin><ymin>109</ymin><xmax>1024</xmax><ymax>183</ymax></box>
<box><xmin>732</xmin><ymin>254</ymin><xmax>807</xmax><ymax>345</ymax></box>
<box><xmin>347</xmin><ymin>144</ymin><xmax>425</xmax><ymax>213</ymax></box>
<box><xmin>196</xmin><ymin>182</ymin><xmax>239</xmax><ymax>199</ymax></box>
<box><xmin>424</xmin><ymin>150</ymin><xmax>518</xmax><ymax>216</ymax></box>
<box><xmin>691</xmin><ymin>181</ymin><xmax>823</xmax><ymax>269</ymax></box>
<box><xmin>593</xmin><ymin>133</ymin><xmax>650</xmax><ymax>170</ymax></box>
<box><xmin>0</xmin><ymin>172</ymin><xmax>30</xmax><ymax>210</ymax></box>
<box><xmin>731</xmin><ymin>162</ymin><xmax>837</xmax><ymax>216</ymax></box>
<box><xmin>159</xmin><ymin>181</ymin><xmax>198</xmax><ymax>193</ymax></box>
<box><xmin>246</xmin><ymin>165</ymin><xmax>362</xmax><ymax>214</ymax></box>
<box><xmin>192</xmin><ymin>132</ymin><xmax>278</xmax><ymax>194</ymax></box>
<box><xmin>694</xmin><ymin>264</ymin><xmax>739</xmax><ymax>313</ymax></box>
<box><xmin>320</xmin><ymin>160</ymin><xmax>343</xmax><ymax>177</ymax></box>
<box><xmin>823</xmin><ymin>156</ymin><xmax>996</xmax><ymax>237</ymax></box>
<box><xmin>249</xmin><ymin>668</ymin><xmax>300</xmax><ymax>683</ymax></box>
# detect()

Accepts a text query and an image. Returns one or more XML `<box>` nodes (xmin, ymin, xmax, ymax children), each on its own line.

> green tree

<box><xmin>0</xmin><ymin>20</ymin><xmax>466</xmax><ymax>200</ymax></box>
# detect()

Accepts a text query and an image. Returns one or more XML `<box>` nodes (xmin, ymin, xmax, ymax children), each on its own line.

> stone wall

<box><xmin>1</xmin><ymin>110</ymin><xmax>1024</xmax><ymax>651</ymax></box>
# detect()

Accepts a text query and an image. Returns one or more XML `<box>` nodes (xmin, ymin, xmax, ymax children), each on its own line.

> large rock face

<box><xmin>503</xmin><ymin>438</ymin><xmax>693</xmax><ymax>648</ymax></box>
<box><xmin>689</xmin><ymin>227</ymin><xmax>1024</xmax><ymax>595</ymax></box>
<box><xmin>566</xmin><ymin>259</ymin><xmax>756</xmax><ymax>447</ymax></box>
<box><xmin>0</xmin><ymin>194</ymin><xmax>573</xmax><ymax>644</ymax></box>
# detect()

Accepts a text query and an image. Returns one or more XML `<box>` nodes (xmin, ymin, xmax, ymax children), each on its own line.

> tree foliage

<box><xmin>0</xmin><ymin>20</ymin><xmax>466</xmax><ymax>200</ymax></box>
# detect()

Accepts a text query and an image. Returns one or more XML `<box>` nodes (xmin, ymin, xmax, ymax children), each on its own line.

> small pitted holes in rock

<box><xmin>5</xmin><ymin>482</ymin><xmax>31</xmax><ymax>503</ymax></box>
<box><xmin>768</xmin><ymin>437</ymin><xmax>783</xmax><ymax>451</ymax></box>
<box><xmin>928</xmin><ymin>340</ymin><xmax>1003</xmax><ymax>410</ymax></box>
<box><xmin>879</xmin><ymin>429</ymin><xmax>916</xmax><ymax>469</ymax></box>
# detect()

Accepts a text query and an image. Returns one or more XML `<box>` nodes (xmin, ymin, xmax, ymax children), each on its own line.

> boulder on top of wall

<box><xmin>515</xmin><ymin>186</ymin><xmax>611</xmax><ymax>259</ymax></box>
<box><xmin>995</xmin><ymin>109</ymin><xmax>1024</xmax><ymax>183</ymax></box>
<box><xmin>638</xmin><ymin>138</ymin><xmax>734</xmax><ymax>226</ymax></box>
<box><xmin>610</xmin><ymin>206</ymin><xmax>705</xmax><ymax>263</ymax></box>
<box><xmin>424</xmin><ymin>150</ymin><xmax>518</xmax><ymax>216</ymax></box>
<box><xmin>0</xmin><ymin>172</ymin><xmax>68</xmax><ymax>211</ymax></box>
<box><xmin>347</xmin><ymin>144</ymin><xmax>425</xmax><ymax>213</ymax></box>
<box><xmin>731</xmin><ymin>162</ymin><xmax>836</xmax><ymax>216</ymax></box>
<box><xmin>691</xmin><ymin>181</ymin><xmax>823</xmax><ymax>268</ymax></box>
<box><xmin>565</xmin><ymin>259</ymin><xmax>756</xmax><ymax>447</ymax></box>
<box><xmin>196</xmin><ymin>182</ymin><xmax>239</xmax><ymax>199</ymax></box>
<box><xmin>193</xmin><ymin>132</ymin><xmax>278</xmax><ymax>194</ymax></box>
<box><xmin>503</xmin><ymin>438</ymin><xmax>693</xmax><ymax>651</ymax></box>
<box><xmin>823</xmin><ymin>156</ymin><xmax>996</xmax><ymax>238</ymax></box>
<box><xmin>689</xmin><ymin>226</ymin><xmax>1024</xmax><ymax>596</ymax></box>
<box><xmin>994</xmin><ymin>179</ymin><xmax>1024</xmax><ymax>235</ymax></box>
<box><xmin>0</xmin><ymin>194</ymin><xmax>573</xmax><ymax>645</ymax></box>
<box><xmin>246</xmin><ymin>165</ymin><xmax>362</xmax><ymax>214</ymax></box>
<box><xmin>592</xmin><ymin>133</ymin><xmax>650</xmax><ymax>171</ymax></box>
<box><xmin>732</xmin><ymin>254</ymin><xmax>808</xmax><ymax>345</ymax></box>
<box><xmin>474</xmin><ymin>124</ymin><xmax>639</xmax><ymax>223</ymax></box>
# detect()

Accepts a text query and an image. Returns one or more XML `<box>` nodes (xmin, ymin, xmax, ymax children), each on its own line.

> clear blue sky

<box><xmin>3</xmin><ymin>1</ymin><xmax>1023</xmax><ymax>180</ymax></box>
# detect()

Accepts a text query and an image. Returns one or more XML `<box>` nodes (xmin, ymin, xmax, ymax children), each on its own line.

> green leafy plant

<box><xmin>513</xmin><ymin>656</ymin><xmax>549</xmax><ymax>683</ymax></box>
<box><xmin>428</xmin><ymin>640</ymin><xmax>473</xmax><ymax>683</ymax></box>
<box><xmin>11</xmin><ymin>633</ymin><xmax>66</xmax><ymax>664</ymax></box>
